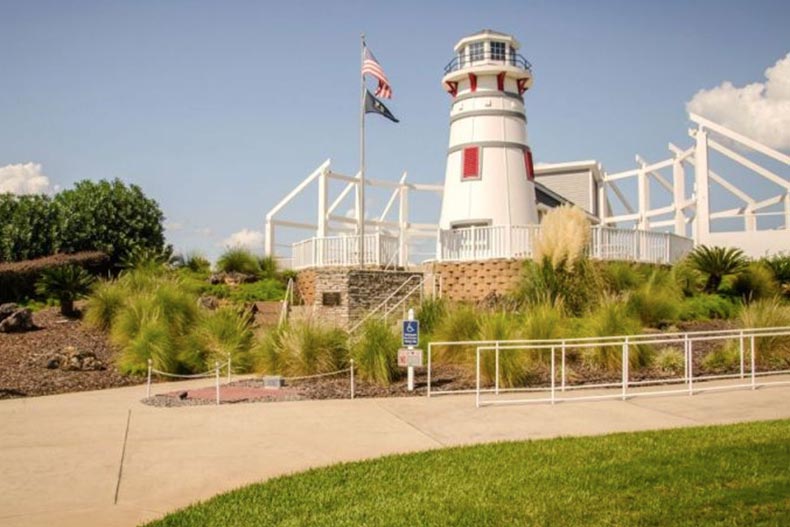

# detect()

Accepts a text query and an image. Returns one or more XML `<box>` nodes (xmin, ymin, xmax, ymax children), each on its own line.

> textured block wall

<box><xmin>430</xmin><ymin>259</ymin><xmax>524</xmax><ymax>302</ymax></box>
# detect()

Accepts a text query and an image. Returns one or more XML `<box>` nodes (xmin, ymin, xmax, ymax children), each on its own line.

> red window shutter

<box><xmin>468</xmin><ymin>73</ymin><xmax>477</xmax><ymax>93</ymax></box>
<box><xmin>497</xmin><ymin>72</ymin><xmax>506</xmax><ymax>91</ymax></box>
<box><xmin>524</xmin><ymin>148</ymin><xmax>535</xmax><ymax>181</ymax></box>
<box><xmin>462</xmin><ymin>147</ymin><xmax>479</xmax><ymax>179</ymax></box>
<box><xmin>445</xmin><ymin>81</ymin><xmax>458</xmax><ymax>97</ymax></box>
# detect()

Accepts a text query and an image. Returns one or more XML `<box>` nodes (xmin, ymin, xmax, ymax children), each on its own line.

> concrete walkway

<box><xmin>1</xmin><ymin>379</ymin><xmax>790</xmax><ymax>527</ymax></box>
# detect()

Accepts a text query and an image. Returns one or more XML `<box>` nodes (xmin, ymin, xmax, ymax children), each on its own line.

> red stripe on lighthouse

<box><xmin>524</xmin><ymin>147</ymin><xmax>535</xmax><ymax>181</ymax></box>
<box><xmin>497</xmin><ymin>72</ymin><xmax>506</xmax><ymax>91</ymax></box>
<box><xmin>468</xmin><ymin>73</ymin><xmax>477</xmax><ymax>93</ymax></box>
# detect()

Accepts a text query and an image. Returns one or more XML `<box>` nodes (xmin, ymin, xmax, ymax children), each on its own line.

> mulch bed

<box><xmin>0</xmin><ymin>307</ymin><xmax>143</xmax><ymax>399</ymax></box>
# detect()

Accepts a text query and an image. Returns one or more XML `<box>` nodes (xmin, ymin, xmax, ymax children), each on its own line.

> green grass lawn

<box><xmin>146</xmin><ymin>419</ymin><xmax>790</xmax><ymax>527</ymax></box>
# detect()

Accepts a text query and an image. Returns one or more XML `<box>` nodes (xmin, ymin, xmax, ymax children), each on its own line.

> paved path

<box><xmin>1</xmin><ymin>379</ymin><xmax>790</xmax><ymax>527</ymax></box>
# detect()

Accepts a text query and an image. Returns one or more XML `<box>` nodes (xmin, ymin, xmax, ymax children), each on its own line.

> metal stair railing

<box><xmin>348</xmin><ymin>274</ymin><xmax>424</xmax><ymax>334</ymax></box>
<box><xmin>279</xmin><ymin>277</ymin><xmax>295</xmax><ymax>327</ymax></box>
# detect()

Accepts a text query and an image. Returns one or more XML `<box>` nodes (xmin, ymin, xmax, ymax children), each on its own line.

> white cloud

<box><xmin>0</xmin><ymin>162</ymin><xmax>52</xmax><ymax>194</ymax></box>
<box><xmin>687</xmin><ymin>53</ymin><xmax>790</xmax><ymax>150</ymax></box>
<box><xmin>165</xmin><ymin>221</ymin><xmax>185</xmax><ymax>231</ymax></box>
<box><xmin>222</xmin><ymin>229</ymin><xmax>264</xmax><ymax>251</ymax></box>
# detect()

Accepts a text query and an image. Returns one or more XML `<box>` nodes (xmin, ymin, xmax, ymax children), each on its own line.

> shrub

<box><xmin>627</xmin><ymin>271</ymin><xmax>682</xmax><ymax>327</ymax></box>
<box><xmin>228</xmin><ymin>279</ymin><xmax>285</xmax><ymax>304</ymax></box>
<box><xmin>257</xmin><ymin>255</ymin><xmax>279</xmax><ymax>279</ymax></box>
<box><xmin>217</xmin><ymin>248</ymin><xmax>261</xmax><ymax>276</ymax></box>
<box><xmin>35</xmin><ymin>264</ymin><xmax>94</xmax><ymax>316</ymax></box>
<box><xmin>351</xmin><ymin>319</ymin><xmax>400</xmax><ymax>385</ymax></box>
<box><xmin>688</xmin><ymin>245</ymin><xmax>747</xmax><ymax>293</ymax></box>
<box><xmin>737</xmin><ymin>298</ymin><xmax>790</xmax><ymax>368</ymax></box>
<box><xmin>580</xmin><ymin>299</ymin><xmax>651</xmax><ymax>371</ymax></box>
<box><xmin>732</xmin><ymin>262</ymin><xmax>778</xmax><ymax>302</ymax></box>
<box><xmin>679</xmin><ymin>294</ymin><xmax>739</xmax><ymax>321</ymax></box>
<box><xmin>0</xmin><ymin>193</ymin><xmax>62</xmax><ymax>262</ymax></box>
<box><xmin>254</xmin><ymin>321</ymin><xmax>348</xmax><ymax>377</ymax></box>
<box><xmin>672</xmin><ymin>259</ymin><xmax>703</xmax><ymax>297</ymax></box>
<box><xmin>0</xmin><ymin>251</ymin><xmax>109</xmax><ymax>303</ymax></box>
<box><xmin>84</xmin><ymin>280</ymin><xmax>127</xmax><ymax>330</ymax></box>
<box><xmin>185</xmin><ymin>252</ymin><xmax>212</xmax><ymax>274</ymax></box>
<box><xmin>655</xmin><ymin>347</ymin><xmax>685</xmax><ymax>375</ymax></box>
<box><xmin>762</xmin><ymin>254</ymin><xmax>790</xmax><ymax>296</ymax></box>
<box><xmin>118</xmin><ymin>317</ymin><xmax>177</xmax><ymax>375</ymax></box>
<box><xmin>701</xmin><ymin>343</ymin><xmax>740</xmax><ymax>374</ymax></box>
<box><xmin>195</xmin><ymin>308</ymin><xmax>254</xmax><ymax>373</ymax></box>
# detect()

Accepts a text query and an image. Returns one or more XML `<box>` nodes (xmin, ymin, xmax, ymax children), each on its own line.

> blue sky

<box><xmin>1</xmin><ymin>0</ymin><xmax>789</xmax><ymax>260</ymax></box>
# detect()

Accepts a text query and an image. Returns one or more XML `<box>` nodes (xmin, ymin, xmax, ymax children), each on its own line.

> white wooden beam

<box><xmin>609</xmin><ymin>181</ymin><xmax>635</xmax><ymax>213</ymax></box>
<box><xmin>707</xmin><ymin>139</ymin><xmax>790</xmax><ymax>191</ymax></box>
<box><xmin>689</xmin><ymin>112</ymin><xmax>790</xmax><ymax>165</ymax></box>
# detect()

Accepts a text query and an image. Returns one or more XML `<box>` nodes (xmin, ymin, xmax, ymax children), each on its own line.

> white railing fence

<box><xmin>292</xmin><ymin>232</ymin><xmax>400</xmax><ymax>270</ymax></box>
<box><xmin>439</xmin><ymin>225</ymin><xmax>694</xmax><ymax>264</ymax></box>
<box><xmin>424</xmin><ymin>326</ymin><xmax>790</xmax><ymax>406</ymax></box>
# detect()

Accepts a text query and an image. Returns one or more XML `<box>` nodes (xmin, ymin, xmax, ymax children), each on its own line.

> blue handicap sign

<box><xmin>402</xmin><ymin>320</ymin><xmax>420</xmax><ymax>347</ymax></box>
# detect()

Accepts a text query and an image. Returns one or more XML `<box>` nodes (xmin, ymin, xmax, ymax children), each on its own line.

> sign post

<box><xmin>401</xmin><ymin>309</ymin><xmax>420</xmax><ymax>391</ymax></box>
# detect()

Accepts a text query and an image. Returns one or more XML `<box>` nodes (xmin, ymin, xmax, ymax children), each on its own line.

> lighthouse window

<box><xmin>462</xmin><ymin>147</ymin><xmax>480</xmax><ymax>180</ymax></box>
<box><xmin>491</xmin><ymin>41</ymin><xmax>506</xmax><ymax>61</ymax></box>
<box><xmin>509</xmin><ymin>46</ymin><xmax>517</xmax><ymax>65</ymax></box>
<box><xmin>469</xmin><ymin>42</ymin><xmax>484</xmax><ymax>63</ymax></box>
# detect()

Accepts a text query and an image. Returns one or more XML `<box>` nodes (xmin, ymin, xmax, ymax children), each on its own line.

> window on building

<box><xmin>462</xmin><ymin>147</ymin><xmax>480</xmax><ymax>180</ymax></box>
<box><xmin>458</xmin><ymin>47</ymin><xmax>466</xmax><ymax>68</ymax></box>
<box><xmin>509</xmin><ymin>46</ymin><xmax>517</xmax><ymax>65</ymax></box>
<box><xmin>469</xmin><ymin>42</ymin><xmax>484</xmax><ymax>63</ymax></box>
<box><xmin>524</xmin><ymin>148</ymin><xmax>535</xmax><ymax>181</ymax></box>
<box><xmin>491</xmin><ymin>41</ymin><xmax>506</xmax><ymax>61</ymax></box>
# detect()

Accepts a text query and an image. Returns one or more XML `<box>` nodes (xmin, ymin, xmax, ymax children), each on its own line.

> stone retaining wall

<box><xmin>428</xmin><ymin>259</ymin><xmax>524</xmax><ymax>302</ymax></box>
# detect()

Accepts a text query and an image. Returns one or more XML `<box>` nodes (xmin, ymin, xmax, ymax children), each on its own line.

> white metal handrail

<box><xmin>427</xmin><ymin>326</ymin><xmax>790</xmax><ymax>398</ymax></box>
<box><xmin>348</xmin><ymin>274</ymin><xmax>424</xmax><ymax>334</ymax></box>
<box><xmin>473</xmin><ymin>328</ymin><xmax>790</xmax><ymax>407</ymax></box>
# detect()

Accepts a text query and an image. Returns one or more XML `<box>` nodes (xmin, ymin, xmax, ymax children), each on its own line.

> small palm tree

<box><xmin>36</xmin><ymin>265</ymin><xmax>95</xmax><ymax>316</ymax></box>
<box><xmin>688</xmin><ymin>245</ymin><xmax>747</xmax><ymax>293</ymax></box>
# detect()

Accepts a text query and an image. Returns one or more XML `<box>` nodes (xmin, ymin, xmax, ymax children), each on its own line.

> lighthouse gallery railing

<box><xmin>438</xmin><ymin>225</ymin><xmax>694</xmax><ymax>264</ymax></box>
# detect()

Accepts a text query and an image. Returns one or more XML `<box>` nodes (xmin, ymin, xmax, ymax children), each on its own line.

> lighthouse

<box><xmin>438</xmin><ymin>30</ymin><xmax>538</xmax><ymax>232</ymax></box>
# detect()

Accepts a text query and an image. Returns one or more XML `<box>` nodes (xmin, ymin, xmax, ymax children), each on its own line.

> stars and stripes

<box><xmin>362</xmin><ymin>46</ymin><xmax>392</xmax><ymax>99</ymax></box>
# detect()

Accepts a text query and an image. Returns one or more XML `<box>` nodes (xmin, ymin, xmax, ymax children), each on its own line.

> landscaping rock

<box><xmin>0</xmin><ymin>303</ymin><xmax>19</xmax><ymax>322</ymax></box>
<box><xmin>198</xmin><ymin>295</ymin><xmax>220</xmax><ymax>310</ymax></box>
<box><xmin>43</xmin><ymin>346</ymin><xmax>106</xmax><ymax>371</ymax></box>
<box><xmin>208</xmin><ymin>272</ymin><xmax>257</xmax><ymax>286</ymax></box>
<box><xmin>0</xmin><ymin>307</ymin><xmax>35</xmax><ymax>333</ymax></box>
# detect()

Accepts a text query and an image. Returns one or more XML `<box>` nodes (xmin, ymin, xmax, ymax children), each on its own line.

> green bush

<box><xmin>196</xmin><ymin>308</ymin><xmax>254</xmax><ymax>373</ymax></box>
<box><xmin>351</xmin><ymin>319</ymin><xmax>400</xmax><ymax>385</ymax></box>
<box><xmin>185</xmin><ymin>252</ymin><xmax>212</xmax><ymax>273</ymax></box>
<box><xmin>580</xmin><ymin>299</ymin><xmax>651</xmax><ymax>371</ymax></box>
<box><xmin>732</xmin><ymin>262</ymin><xmax>778</xmax><ymax>302</ymax></box>
<box><xmin>228</xmin><ymin>279</ymin><xmax>285</xmax><ymax>304</ymax></box>
<box><xmin>672</xmin><ymin>258</ymin><xmax>703</xmax><ymax>297</ymax></box>
<box><xmin>679</xmin><ymin>294</ymin><xmax>739</xmax><ymax>321</ymax></box>
<box><xmin>257</xmin><ymin>255</ymin><xmax>279</xmax><ymax>279</ymax></box>
<box><xmin>35</xmin><ymin>264</ymin><xmax>94</xmax><ymax>316</ymax></box>
<box><xmin>655</xmin><ymin>347</ymin><xmax>685</xmax><ymax>375</ymax></box>
<box><xmin>217</xmin><ymin>248</ymin><xmax>261</xmax><ymax>276</ymax></box>
<box><xmin>762</xmin><ymin>254</ymin><xmax>790</xmax><ymax>296</ymax></box>
<box><xmin>0</xmin><ymin>251</ymin><xmax>109</xmax><ymax>303</ymax></box>
<box><xmin>738</xmin><ymin>298</ymin><xmax>790</xmax><ymax>368</ymax></box>
<box><xmin>477</xmin><ymin>312</ymin><xmax>526</xmax><ymax>387</ymax></box>
<box><xmin>0</xmin><ymin>193</ymin><xmax>62</xmax><ymax>262</ymax></box>
<box><xmin>254</xmin><ymin>321</ymin><xmax>348</xmax><ymax>377</ymax></box>
<box><xmin>118</xmin><ymin>317</ymin><xmax>177</xmax><ymax>375</ymax></box>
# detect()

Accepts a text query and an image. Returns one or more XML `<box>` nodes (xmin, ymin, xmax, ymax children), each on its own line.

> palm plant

<box><xmin>35</xmin><ymin>265</ymin><xmax>94</xmax><ymax>316</ymax></box>
<box><xmin>688</xmin><ymin>245</ymin><xmax>747</xmax><ymax>293</ymax></box>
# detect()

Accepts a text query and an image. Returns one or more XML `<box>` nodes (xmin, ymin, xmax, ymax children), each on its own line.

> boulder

<box><xmin>198</xmin><ymin>295</ymin><xmax>220</xmax><ymax>310</ymax></box>
<box><xmin>43</xmin><ymin>346</ymin><xmax>105</xmax><ymax>371</ymax></box>
<box><xmin>208</xmin><ymin>272</ymin><xmax>257</xmax><ymax>286</ymax></box>
<box><xmin>0</xmin><ymin>303</ymin><xmax>19</xmax><ymax>323</ymax></box>
<box><xmin>0</xmin><ymin>307</ymin><xmax>35</xmax><ymax>333</ymax></box>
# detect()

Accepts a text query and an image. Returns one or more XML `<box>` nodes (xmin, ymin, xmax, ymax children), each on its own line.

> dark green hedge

<box><xmin>0</xmin><ymin>251</ymin><xmax>110</xmax><ymax>303</ymax></box>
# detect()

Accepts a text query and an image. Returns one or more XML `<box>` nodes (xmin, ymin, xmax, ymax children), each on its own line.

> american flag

<box><xmin>362</xmin><ymin>46</ymin><xmax>392</xmax><ymax>99</ymax></box>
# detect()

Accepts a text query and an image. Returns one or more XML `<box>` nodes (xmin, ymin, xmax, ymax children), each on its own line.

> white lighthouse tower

<box><xmin>438</xmin><ymin>30</ymin><xmax>538</xmax><ymax>233</ymax></box>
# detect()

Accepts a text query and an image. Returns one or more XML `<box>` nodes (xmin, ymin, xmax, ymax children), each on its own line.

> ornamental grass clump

<box><xmin>432</xmin><ymin>303</ymin><xmax>481</xmax><ymax>365</ymax></box>
<box><xmin>477</xmin><ymin>312</ymin><xmax>526</xmax><ymax>387</ymax></box>
<box><xmin>581</xmin><ymin>298</ymin><xmax>651</xmax><ymax>371</ymax></box>
<box><xmin>195</xmin><ymin>308</ymin><xmax>254</xmax><ymax>373</ymax></box>
<box><xmin>627</xmin><ymin>270</ymin><xmax>682</xmax><ymax>328</ymax></box>
<box><xmin>84</xmin><ymin>280</ymin><xmax>127</xmax><ymax>330</ymax></box>
<box><xmin>738</xmin><ymin>298</ymin><xmax>790</xmax><ymax>368</ymax></box>
<box><xmin>217</xmin><ymin>248</ymin><xmax>261</xmax><ymax>277</ymax></box>
<box><xmin>533</xmin><ymin>205</ymin><xmax>590</xmax><ymax>271</ymax></box>
<box><xmin>351</xmin><ymin>319</ymin><xmax>400</xmax><ymax>385</ymax></box>
<box><xmin>254</xmin><ymin>320</ymin><xmax>348</xmax><ymax>377</ymax></box>
<box><xmin>732</xmin><ymin>262</ymin><xmax>778</xmax><ymax>303</ymax></box>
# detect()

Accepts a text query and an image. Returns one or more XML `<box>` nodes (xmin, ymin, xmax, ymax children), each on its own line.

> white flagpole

<box><xmin>358</xmin><ymin>34</ymin><xmax>366</xmax><ymax>268</ymax></box>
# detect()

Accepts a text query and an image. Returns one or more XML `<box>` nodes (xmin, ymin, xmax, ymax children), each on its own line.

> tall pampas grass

<box><xmin>533</xmin><ymin>205</ymin><xmax>591</xmax><ymax>271</ymax></box>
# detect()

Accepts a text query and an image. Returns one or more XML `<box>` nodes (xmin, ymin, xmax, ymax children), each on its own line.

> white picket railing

<box><xmin>291</xmin><ymin>232</ymin><xmax>400</xmax><ymax>270</ymax></box>
<box><xmin>439</xmin><ymin>225</ymin><xmax>693</xmax><ymax>264</ymax></box>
